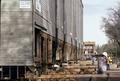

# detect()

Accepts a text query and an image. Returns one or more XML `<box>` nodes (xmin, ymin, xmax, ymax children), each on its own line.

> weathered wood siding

<box><xmin>33</xmin><ymin>0</ymin><xmax>56</xmax><ymax>37</ymax></box>
<box><xmin>64</xmin><ymin>0</ymin><xmax>83</xmax><ymax>45</ymax></box>
<box><xmin>0</xmin><ymin>0</ymin><xmax>33</xmax><ymax>66</ymax></box>
<box><xmin>33</xmin><ymin>0</ymin><xmax>83</xmax><ymax>61</ymax></box>
<box><xmin>64</xmin><ymin>0</ymin><xmax>83</xmax><ymax>60</ymax></box>
<box><xmin>34</xmin><ymin>0</ymin><xmax>83</xmax><ymax>44</ymax></box>
<box><xmin>0</xmin><ymin>0</ymin><xmax>83</xmax><ymax>65</ymax></box>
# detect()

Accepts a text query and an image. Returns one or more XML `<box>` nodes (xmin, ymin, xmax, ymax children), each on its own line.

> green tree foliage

<box><xmin>96</xmin><ymin>41</ymin><xmax>120</xmax><ymax>57</ymax></box>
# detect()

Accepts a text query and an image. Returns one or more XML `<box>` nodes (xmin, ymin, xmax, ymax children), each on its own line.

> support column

<box><xmin>25</xmin><ymin>66</ymin><xmax>26</xmax><ymax>78</ymax></box>
<box><xmin>17</xmin><ymin>66</ymin><xmax>19</xmax><ymax>79</ymax></box>
<box><xmin>1</xmin><ymin>66</ymin><xmax>3</xmax><ymax>80</ymax></box>
<box><xmin>9</xmin><ymin>66</ymin><xmax>11</xmax><ymax>79</ymax></box>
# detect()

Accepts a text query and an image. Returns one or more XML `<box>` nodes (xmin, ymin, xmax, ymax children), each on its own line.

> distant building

<box><xmin>0</xmin><ymin>0</ymin><xmax>83</xmax><ymax>80</ymax></box>
<box><xmin>83</xmin><ymin>41</ymin><xmax>96</xmax><ymax>54</ymax></box>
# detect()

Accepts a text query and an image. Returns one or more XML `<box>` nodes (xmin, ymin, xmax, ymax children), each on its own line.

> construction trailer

<box><xmin>83</xmin><ymin>41</ymin><xmax>96</xmax><ymax>54</ymax></box>
<box><xmin>0</xmin><ymin>0</ymin><xmax>83</xmax><ymax>80</ymax></box>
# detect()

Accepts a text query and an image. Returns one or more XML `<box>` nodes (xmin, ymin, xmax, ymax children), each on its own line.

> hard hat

<box><xmin>102</xmin><ymin>52</ymin><xmax>108</xmax><ymax>57</ymax></box>
<box><xmin>53</xmin><ymin>64</ymin><xmax>60</xmax><ymax>68</ymax></box>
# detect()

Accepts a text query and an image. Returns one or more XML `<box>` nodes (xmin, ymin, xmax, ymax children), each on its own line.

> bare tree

<box><xmin>102</xmin><ymin>4</ymin><xmax>120</xmax><ymax>47</ymax></box>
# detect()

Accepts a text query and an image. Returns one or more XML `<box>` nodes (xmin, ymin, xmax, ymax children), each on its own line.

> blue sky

<box><xmin>83</xmin><ymin>0</ymin><xmax>119</xmax><ymax>45</ymax></box>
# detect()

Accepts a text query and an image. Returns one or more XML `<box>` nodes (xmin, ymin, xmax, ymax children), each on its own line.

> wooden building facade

<box><xmin>0</xmin><ymin>0</ymin><xmax>83</xmax><ymax>80</ymax></box>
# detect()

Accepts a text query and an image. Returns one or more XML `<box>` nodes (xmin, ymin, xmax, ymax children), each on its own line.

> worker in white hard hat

<box><xmin>102</xmin><ymin>52</ymin><xmax>108</xmax><ymax>57</ymax></box>
<box><xmin>102</xmin><ymin>52</ymin><xmax>110</xmax><ymax>70</ymax></box>
<box><xmin>97</xmin><ymin>52</ymin><xmax>108</xmax><ymax>74</ymax></box>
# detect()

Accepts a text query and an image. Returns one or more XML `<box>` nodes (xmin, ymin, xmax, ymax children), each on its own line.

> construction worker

<box><xmin>97</xmin><ymin>52</ymin><xmax>108</xmax><ymax>74</ymax></box>
<box><xmin>106</xmin><ymin>56</ymin><xmax>112</xmax><ymax>70</ymax></box>
<box><xmin>108</xmin><ymin>56</ymin><xmax>112</xmax><ymax>64</ymax></box>
<box><xmin>103</xmin><ymin>52</ymin><xmax>113</xmax><ymax>70</ymax></box>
